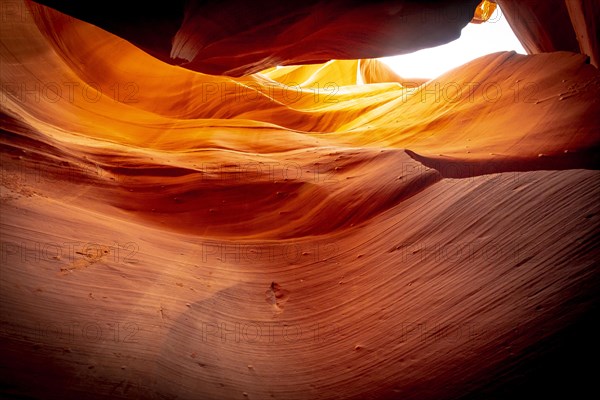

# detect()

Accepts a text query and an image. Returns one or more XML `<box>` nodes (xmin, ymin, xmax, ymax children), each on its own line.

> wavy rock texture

<box><xmin>497</xmin><ymin>0</ymin><xmax>599</xmax><ymax>67</ymax></box>
<box><xmin>1</xmin><ymin>1</ymin><xmax>599</xmax><ymax>399</ymax></box>
<box><xmin>28</xmin><ymin>0</ymin><xmax>481</xmax><ymax>76</ymax></box>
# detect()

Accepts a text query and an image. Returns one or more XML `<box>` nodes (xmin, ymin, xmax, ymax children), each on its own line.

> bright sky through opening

<box><xmin>380</xmin><ymin>6</ymin><xmax>526</xmax><ymax>80</ymax></box>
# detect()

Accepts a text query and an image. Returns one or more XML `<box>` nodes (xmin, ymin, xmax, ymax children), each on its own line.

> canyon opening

<box><xmin>1</xmin><ymin>1</ymin><xmax>599</xmax><ymax>400</ymax></box>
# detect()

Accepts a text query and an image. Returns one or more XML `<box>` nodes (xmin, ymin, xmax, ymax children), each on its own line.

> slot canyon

<box><xmin>1</xmin><ymin>0</ymin><xmax>599</xmax><ymax>399</ymax></box>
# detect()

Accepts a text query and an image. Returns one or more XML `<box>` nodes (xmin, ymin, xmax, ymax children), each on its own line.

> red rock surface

<box><xmin>28</xmin><ymin>0</ymin><xmax>481</xmax><ymax>76</ymax></box>
<box><xmin>1</xmin><ymin>1</ymin><xmax>599</xmax><ymax>399</ymax></box>
<box><xmin>498</xmin><ymin>0</ymin><xmax>599</xmax><ymax>67</ymax></box>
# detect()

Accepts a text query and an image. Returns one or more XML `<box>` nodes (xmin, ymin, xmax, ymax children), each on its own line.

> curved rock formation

<box><xmin>1</xmin><ymin>0</ymin><xmax>599</xmax><ymax>399</ymax></box>
<box><xmin>498</xmin><ymin>0</ymin><xmax>599</xmax><ymax>67</ymax></box>
<box><xmin>28</xmin><ymin>0</ymin><xmax>481</xmax><ymax>76</ymax></box>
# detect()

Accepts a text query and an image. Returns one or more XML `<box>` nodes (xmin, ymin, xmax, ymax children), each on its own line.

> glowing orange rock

<box><xmin>1</xmin><ymin>1</ymin><xmax>599</xmax><ymax>399</ymax></box>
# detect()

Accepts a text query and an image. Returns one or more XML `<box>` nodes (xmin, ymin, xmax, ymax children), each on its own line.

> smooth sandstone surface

<box><xmin>1</xmin><ymin>1</ymin><xmax>599</xmax><ymax>399</ymax></box>
<box><xmin>28</xmin><ymin>0</ymin><xmax>481</xmax><ymax>76</ymax></box>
